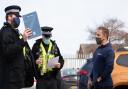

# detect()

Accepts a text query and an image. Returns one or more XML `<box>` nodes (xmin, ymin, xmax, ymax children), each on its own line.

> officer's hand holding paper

<box><xmin>54</xmin><ymin>63</ymin><xmax>61</xmax><ymax>68</ymax></box>
<box><xmin>47</xmin><ymin>56</ymin><xmax>60</xmax><ymax>68</ymax></box>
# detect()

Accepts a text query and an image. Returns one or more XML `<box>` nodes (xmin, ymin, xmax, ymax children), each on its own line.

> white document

<box><xmin>47</xmin><ymin>56</ymin><xmax>59</xmax><ymax>68</ymax></box>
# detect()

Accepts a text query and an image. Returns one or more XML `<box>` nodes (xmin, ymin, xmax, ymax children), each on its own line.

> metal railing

<box><xmin>62</xmin><ymin>58</ymin><xmax>87</xmax><ymax>70</ymax></box>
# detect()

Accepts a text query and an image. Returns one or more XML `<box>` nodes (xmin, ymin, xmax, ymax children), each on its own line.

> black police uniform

<box><xmin>0</xmin><ymin>22</ymin><xmax>26</xmax><ymax>89</ymax></box>
<box><xmin>23</xmin><ymin>42</ymin><xmax>35</xmax><ymax>88</ymax></box>
<box><xmin>32</xmin><ymin>27</ymin><xmax>64</xmax><ymax>89</ymax></box>
<box><xmin>0</xmin><ymin>30</ymin><xmax>4</xmax><ymax>89</ymax></box>
<box><xmin>0</xmin><ymin>5</ymin><xmax>26</xmax><ymax>89</ymax></box>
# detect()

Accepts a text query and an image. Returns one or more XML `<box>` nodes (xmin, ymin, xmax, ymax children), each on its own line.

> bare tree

<box><xmin>77</xmin><ymin>18</ymin><xmax>128</xmax><ymax>56</ymax></box>
<box><xmin>88</xmin><ymin>18</ymin><xmax>127</xmax><ymax>43</ymax></box>
<box><xmin>124</xmin><ymin>34</ymin><xmax>128</xmax><ymax>45</ymax></box>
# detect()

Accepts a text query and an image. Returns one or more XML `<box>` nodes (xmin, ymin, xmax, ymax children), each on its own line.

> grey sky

<box><xmin>0</xmin><ymin>0</ymin><xmax>128</xmax><ymax>55</ymax></box>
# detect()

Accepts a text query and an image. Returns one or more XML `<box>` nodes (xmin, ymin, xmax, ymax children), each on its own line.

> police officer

<box><xmin>0</xmin><ymin>5</ymin><xmax>32</xmax><ymax>89</ymax></box>
<box><xmin>32</xmin><ymin>26</ymin><xmax>64</xmax><ymax>89</ymax></box>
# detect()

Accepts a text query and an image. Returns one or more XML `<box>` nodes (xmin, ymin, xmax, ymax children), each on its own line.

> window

<box><xmin>116</xmin><ymin>54</ymin><xmax>128</xmax><ymax>67</ymax></box>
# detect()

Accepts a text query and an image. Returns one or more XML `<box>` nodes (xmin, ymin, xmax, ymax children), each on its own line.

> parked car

<box><xmin>78</xmin><ymin>49</ymin><xmax>128</xmax><ymax>89</ymax></box>
<box><xmin>112</xmin><ymin>51</ymin><xmax>128</xmax><ymax>89</ymax></box>
<box><xmin>62</xmin><ymin>68</ymin><xmax>76</xmax><ymax>76</ymax></box>
<box><xmin>62</xmin><ymin>68</ymin><xmax>78</xmax><ymax>89</ymax></box>
<box><xmin>78</xmin><ymin>58</ymin><xmax>93</xmax><ymax>89</ymax></box>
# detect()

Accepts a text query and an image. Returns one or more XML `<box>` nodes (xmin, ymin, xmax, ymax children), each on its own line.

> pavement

<box><xmin>22</xmin><ymin>82</ymin><xmax>78</xmax><ymax>89</ymax></box>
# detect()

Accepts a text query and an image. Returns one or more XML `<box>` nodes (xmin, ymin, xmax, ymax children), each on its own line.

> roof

<box><xmin>78</xmin><ymin>44</ymin><xmax>97</xmax><ymax>55</ymax></box>
<box><xmin>77</xmin><ymin>43</ymin><xmax>125</xmax><ymax>55</ymax></box>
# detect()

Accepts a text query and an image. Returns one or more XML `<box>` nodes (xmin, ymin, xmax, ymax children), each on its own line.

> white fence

<box><xmin>62</xmin><ymin>58</ymin><xmax>87</xmax><ymax>70</ymax></box>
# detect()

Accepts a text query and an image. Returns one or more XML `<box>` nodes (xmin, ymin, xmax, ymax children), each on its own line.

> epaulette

<box><xmin>51</xmin><ymin>40</ymin><xmax>56</xmax><ymax>45</ymax></box>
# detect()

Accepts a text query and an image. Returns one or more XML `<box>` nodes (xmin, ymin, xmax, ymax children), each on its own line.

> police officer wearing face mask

<box><xmin>32</xmin><ymin>26</ymin><xmax>64</xmax><ymax>89</ymax></box>
<box><xmin>88</xmin><ymin>27</ymin><xmax>114</xmax><ymax>89</ymax></box>
<box><xmin>0</xmin><ymin>5</ymin><xmax>32</xmax><ymax>89</ymax></box>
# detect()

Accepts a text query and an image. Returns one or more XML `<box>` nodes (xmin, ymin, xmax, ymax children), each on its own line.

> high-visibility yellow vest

<box><xmin>39</xmin><ymin>41</ymin><xmax>55</xmax><ymax>74</ymax></box>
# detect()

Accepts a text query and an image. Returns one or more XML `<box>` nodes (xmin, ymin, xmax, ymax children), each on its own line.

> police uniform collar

<box><xmin>4</xmin><ymin>22</ymin><xmax>11</xmax><ymax>27</ymax></box>
<box><xmin>4</xmin><ymin>22</ymin><xmax>19</xmax><ymax>32</ymax></box>
<box><xmin>42</xmin><ymin>41</ymin><xmax>49</xmax><ymax>46</ymax></box>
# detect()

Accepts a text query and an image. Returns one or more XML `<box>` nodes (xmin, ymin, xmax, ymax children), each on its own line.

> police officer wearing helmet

<box><xmin>0</xmin><ymin>5</ymin><xmax>32</xmax><ymax>89</ymax></box>
<box><xmin>32</xmin><ymin>26</ymin><xmax>64</xmax><ymax>89</ymax></box>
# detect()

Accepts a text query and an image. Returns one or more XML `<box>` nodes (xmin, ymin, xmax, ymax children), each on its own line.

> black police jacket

<box><xmin>0</xmin><ymin>22</ymin><xmax>27</xmax><ymax>88</ymax></box>
<box><xmin>32</xmin><ymin>39</ymin><xmax>64</xmax><ymax>80</ymax></box>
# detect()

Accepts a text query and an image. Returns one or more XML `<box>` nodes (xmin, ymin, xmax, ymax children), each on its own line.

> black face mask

<box><xmin>12</xmin><ymin>17</ymin><xmax>20</xmax><ymax>28</ymax></box>
<box><xmin>96</xmin><ymin>37</ymin><xmax>102</xmax><ymax>45</ymax></box>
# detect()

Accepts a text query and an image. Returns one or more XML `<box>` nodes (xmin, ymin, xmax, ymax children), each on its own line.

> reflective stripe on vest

<box><xmin>19</xmin><ymin>34</ymin><xmax>26</xmax><ymax>57</ymax></box>
<box><xmin>39</xmin><ymin>41</ymin><xmax>55</xmax><ymax>73</ymax></box>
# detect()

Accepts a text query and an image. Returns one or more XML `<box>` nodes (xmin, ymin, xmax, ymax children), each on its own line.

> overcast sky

<box><xmin>0</xmin><ymin>0</ymin><xmax>128</xmax><ymax>55</ymax></box>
